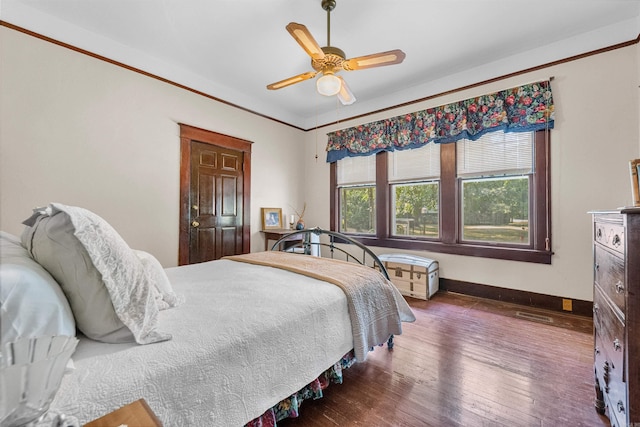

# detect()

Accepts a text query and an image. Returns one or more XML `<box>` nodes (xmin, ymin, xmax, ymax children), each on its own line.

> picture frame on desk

<box><xmin>630</xmin><ymin>159</ymin><xmax>640</xmax><ymax>207</ymax></box>
<box><xmin>261</xmin><ymin>207</ymin><xmax>283</xmax><ymax>230</ymax></box>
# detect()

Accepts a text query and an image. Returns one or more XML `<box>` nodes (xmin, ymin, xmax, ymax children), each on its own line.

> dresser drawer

<box><xmin>595</xmin><ymin>329</ymin><xmax>628</xmax><ymax>427</ymax></box>
<box><xmin>593</xmin><ymin>286</ymin><xmax>624</xmax><ymax>366</ymax></box>
<box><xmin>594</xmin><ymin>220</ymin><xmax>625</xmax><ymax>255</ymax></box>
<box><xmin>609</xmin><ymin>395</ymin><xmax>628</xmax><ymax>427</ymax></box>
<box><xmin>594</xmin><ymin>296</ymin><xmax>627</xmax><ymax>427</ymax></box>
<box><xmin>594</xmin><ymin>245</ymin><xmax>626</xmax><ymax>316</ymax></box>
<box><xmin>599</xmin><ymin>302</ymin><xmax>625</xmax><ymax>371</ymax></box>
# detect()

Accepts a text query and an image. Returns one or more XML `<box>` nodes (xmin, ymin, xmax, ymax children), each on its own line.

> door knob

<box><xmin>192</xmin><ymin>220</ymin><xmax>200</xmax><ymax>227</ymax></box>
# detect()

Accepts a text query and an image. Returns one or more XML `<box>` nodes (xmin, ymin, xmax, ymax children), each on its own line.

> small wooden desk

<box><xmin>261</xmin><ymin>228</ymin><xmax>300</xmax><ymax>251</ymax></box>
<box><xmin>84</xmin><ymin>399</ymin><xmax>162</xmax><ymax>427</ymax></box>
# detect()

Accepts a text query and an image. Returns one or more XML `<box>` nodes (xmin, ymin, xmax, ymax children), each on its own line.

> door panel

<box><xmin>193</xmin><ymin>228</ymin><xmax>216</xmax><ymax>262</ymax></box>
<box><xmin>198</xmin><ymin>173</ymin><xmax>216</xmax><ymax>217</ymax></box>
<box><xmin>221</xmin><ymin>153</ymin><xmax>238</xmax><ymax>171</ymax></box>
<box><xmin>189</xmin><ymin>142</ymin><xmax>242</xmax><ymax>264</ymax></box>
<box><xmin>179</xmin><ymin>124</ymin><xmax>252</xmax><ymax>265</ymax></box>
<box><xmin>220</xmin><ymin>227</ymin><xmax>239</xmax><ymax>257</ymax></box>
<box><xmin>221</xmin><ymin>175</ymin><xmax>237</xmax><ymax>216</ymax></box>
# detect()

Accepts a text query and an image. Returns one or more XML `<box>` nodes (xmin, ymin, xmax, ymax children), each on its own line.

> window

<box><xmin>460</xmin><ymin>176</ymin><xmax>529</xmax><ymax>244</ymax></box>
<box><xmin>330</xmin><ymin>130</ymin><xmax>551</xmax><ymax>263</ymax></box>
<box><xmin>457</xmin><ymin>132</ymin><xmax>533</xmax><ymax>246</ymax></box>
<box><xmin>337</xmin><ymin>155</ymin><xmax>376</xmax><ymax>234</ymax></box>
<box><xmin>392</xmin><ymin>182</ymin><xmax>439</xmax><ymax>237</ymax></box>
<box><xmin>388</xmin><ymin>143</ymin><xmax>440</xmax><ymax>238</ymax></box>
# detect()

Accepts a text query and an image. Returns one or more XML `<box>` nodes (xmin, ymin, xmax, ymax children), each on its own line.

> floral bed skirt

<box><xmin>245</xmin><ymin>351</ymin><xmax>356</xmax><ymax>427</ymax></box>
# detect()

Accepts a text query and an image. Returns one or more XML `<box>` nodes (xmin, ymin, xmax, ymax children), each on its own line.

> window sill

<box><xmin>344</xmin><ymin>236</ymin><xmax>552</xmax><ymax>264</ymax></box>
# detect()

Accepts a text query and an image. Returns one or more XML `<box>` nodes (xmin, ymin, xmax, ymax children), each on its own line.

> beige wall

<box><xmin>0</xmin><ymin>27</ymin><xmax>306</xmax><ymax>266</ymax></box>
<box><xmin>2</xmin><ymin>26</ymin><xmax>639</xmax><ymax>302</ymax></box>
<box><xmin>304</xmin><ymin>44</ymin><xmax>640</xmax><ymax>302</ymax></box>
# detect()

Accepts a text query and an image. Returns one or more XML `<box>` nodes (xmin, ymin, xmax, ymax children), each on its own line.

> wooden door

<box><xmin>179</xmin><ymin>124</ymin><xmax>251</xmax><ymax>265</ymax></box>
<box><xmin>189</xmin><ymin>141</ymin><xmax>242</xmax><ymax>262</ymax></box>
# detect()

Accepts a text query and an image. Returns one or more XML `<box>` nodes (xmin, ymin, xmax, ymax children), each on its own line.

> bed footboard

<box><xmin>270</xmin><ymin>227</ymin><xmax>390</xmax><ymax>280</ymax></box>
<box><xmin>271</xmin><ymin>228</ymin><xmax>396</xmax><ymax>352</ymax></box>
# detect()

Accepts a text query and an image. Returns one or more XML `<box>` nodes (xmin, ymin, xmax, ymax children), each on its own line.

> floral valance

<box><xmin>326</xmin><ymin>80</ymin><xmax>554</xmax><ymax>163</ymax></box>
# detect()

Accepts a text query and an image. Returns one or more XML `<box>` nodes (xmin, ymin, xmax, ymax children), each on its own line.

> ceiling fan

<box><xmin>266</xmin><ymin>0</ymin><xmax>406</xmax><ymax>105</ymax></box>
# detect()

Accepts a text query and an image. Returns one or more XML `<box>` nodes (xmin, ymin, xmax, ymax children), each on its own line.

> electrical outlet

<box><xmin>562</xmin><ymin>298</ymin><xmax>573</xmax><ymax>311</ymax></box>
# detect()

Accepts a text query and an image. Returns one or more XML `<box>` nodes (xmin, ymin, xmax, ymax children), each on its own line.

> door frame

<box><xmin>178</xmin><ymin>123</ymin><xmax>252</xmax><ymax>265</ymax></box>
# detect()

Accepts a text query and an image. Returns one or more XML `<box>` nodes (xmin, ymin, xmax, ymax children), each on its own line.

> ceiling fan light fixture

<box><xmin>337</xmin><ymin>77</ymin><xmax>356</xmax><ymax>105</ymax></box>
<box><xmin>316</xmin><ymin>73</ymin><xmax>341</xmax><ymax>96</ymax></box>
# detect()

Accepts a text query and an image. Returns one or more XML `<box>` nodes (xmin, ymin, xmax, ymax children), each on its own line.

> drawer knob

<box><xmin>594</xmin><ymin>263</ymin><xmax>599</xmax><ymax>272</ymax></box>
<box><xmin>593</xmin><ymin>303</ymin><xmax>599</xmax><ymax>314</ymax></box>
<box><xmin>613</xmin><ymin>338</ymin><xmax>621</xmax><ymax>351</ymax></box>
<box><xmin>595</xmin><ymin>347</ymin><xmax>600</xmax><ymax>355</ymax></box>
<box><xmin>617</xmin><ymin>400</ymin><xmax>625</xmax><ymax>414</ymax></box>
<box><xmin>615</xmin><ymin>281</ymin><xmax>624</xmax><ymax>294</ymax></box>
<box><xmin>612</xmin><ymin>234</ymin><xmax>621</xmax><ymax>247</ymax></box>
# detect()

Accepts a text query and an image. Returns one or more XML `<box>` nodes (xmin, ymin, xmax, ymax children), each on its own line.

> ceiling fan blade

<box><xmin>342</xmin><ymin>49</ymin><xmax>406</xmax><ymax>71</ymax></box>
<box><xmin>286</xmin><ymin>22</ymin><xmax>325</xmax><ymax>60</ymax></box>
<box><xmin>337</xmin><ymin>77</ymin><xmax>356</xmax><ymax>105</ymax></box>
<box><xmin>267</xmin><ymin>71</ymin><xmax>318</xmax><ymax>90</ymax></box>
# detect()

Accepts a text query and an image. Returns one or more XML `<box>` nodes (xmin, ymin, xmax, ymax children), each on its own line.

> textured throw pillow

<box><xmin>0</xmin><ymin>231</ymin><xmax>76</xmax><ymax>346</ymax></box>
<box><xmin>21</xmin><ymin>204</ymin><xmax>171</xmax><ymax>344</ymax></box>
<box><xmin>133</xmin><ymin>249</ymin><xmax>181</xmax><ymax>310</ymax></box>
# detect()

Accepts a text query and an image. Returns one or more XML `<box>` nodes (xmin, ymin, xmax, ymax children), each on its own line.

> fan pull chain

<box><xmin>314</xmin><ymin>96</ymin><xmax>319</xmax><ymax>162</ymax></box>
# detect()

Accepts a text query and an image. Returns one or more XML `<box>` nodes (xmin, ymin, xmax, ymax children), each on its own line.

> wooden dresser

<box><xmin>592</xmin><ymin>209</ymin><xmax>640</xmax><ymax>426</ymax></box>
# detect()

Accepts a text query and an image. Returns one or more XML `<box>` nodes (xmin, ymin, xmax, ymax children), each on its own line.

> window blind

<box><xmin>388</xmin><ymin>143</ymin><xmax>441</xmax><ymax>182</ymax></box>
<box><xmin>457</xmin><ymin>131</ymin><xmax>533</xmax><ymax>178</ymax></box>
<box><xmin>337</xmin><ymin>155</ymin><xmax>376</xmax><ymax>185</ymax></box>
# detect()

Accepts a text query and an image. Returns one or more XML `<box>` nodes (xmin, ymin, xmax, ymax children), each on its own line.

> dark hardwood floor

<box><xmin>280</xmin><ymin>292</ymin><xmax>610</xmax><ymax>426</ymax></box>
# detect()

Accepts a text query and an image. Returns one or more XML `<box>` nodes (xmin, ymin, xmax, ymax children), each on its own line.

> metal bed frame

<box><xmin>270</xmin><ymin>227</ymin><xmax>390</xmax><ymax>280</ymax></box>
<box><xmin>271</xmin><ymin>227</ymin><xmax>395</xmax><ymax>349</ymax></box>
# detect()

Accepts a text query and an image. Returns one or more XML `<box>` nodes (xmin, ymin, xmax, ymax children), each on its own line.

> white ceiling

<box><xmin>2</xmin><ymin>0</ymin><xmax>639</xmax><ymax>130</ymax></box>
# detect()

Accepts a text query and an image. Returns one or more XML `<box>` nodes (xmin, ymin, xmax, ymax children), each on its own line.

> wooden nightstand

<box><xmin>261</xmin><ymin>228</ymin><xmax>301</xmax><ymax>251</ymax></box>
<box><xmin>84</xmin><ymin>399</ymin><xmax>162</xmax><ymax>427</ymax></box>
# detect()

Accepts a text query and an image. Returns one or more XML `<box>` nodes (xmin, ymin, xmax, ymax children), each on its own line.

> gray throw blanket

<box><xmin>225</xmin><ymin>251</ymin><xmax>416</xmax><ymax>361</ymax></box>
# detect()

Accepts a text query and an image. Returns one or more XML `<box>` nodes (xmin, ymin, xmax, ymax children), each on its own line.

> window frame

<box><xmin>390</xmin><ymin>179</ymin><xmax>440</xmax><ymax>239</ymax></box>
<box><xmin>338</xmin><ymin>184</ymin><xmax>377</xmax><ymax>234</ymax></box>
<box><xmin>458</xmin><ymin>174</ymin><xmax>532</xmax><ymax>247</ymax></box>
<box><xmin>330</xmin><ymin>130</ymin><xmax>552</xmax><ymax>264</ymax></box>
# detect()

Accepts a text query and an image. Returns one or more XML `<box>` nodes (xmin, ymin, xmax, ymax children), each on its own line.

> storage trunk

<box><xmin>378</xmin><ymin>253</ymin><xmax>439</xmax><ymax>300</ymax></box>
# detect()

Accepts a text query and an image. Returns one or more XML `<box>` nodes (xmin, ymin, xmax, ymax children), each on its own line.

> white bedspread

<box><xmin>225</xmin><ymin>251</ymin><xmax>416</xmax><ymax>361</ymax></box>
<box><xmin>49</xmin><ymin>256</ymin><xmax>414</xmax><ymax>426</ymax></box>
<box><xmin>49</xmin><ymin>259</ymin><xmax>354</xmax><ymax>426</ymax></box>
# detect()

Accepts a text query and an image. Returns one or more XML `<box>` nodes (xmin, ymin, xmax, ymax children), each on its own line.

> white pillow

<box><xmin>133</xmin><ymin>249</ymin><xmax>181</xmax><ymax>310</ymax></box>
<box><xmin>21</xmin><ymin>204</ymin><xmax>171</xmax><ymax>345</ymax></box>
<box><xmin>0</xmin><ymin>231</ymin><xmax>75</xmax><ymax>346</ymax></box>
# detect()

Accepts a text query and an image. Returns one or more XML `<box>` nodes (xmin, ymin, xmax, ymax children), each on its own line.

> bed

<box><xmin>0</xmin><ymin>204</ymin><xmax>415</xmax><ymax>426</ymax></box>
